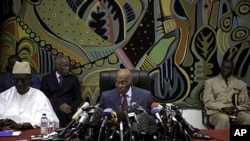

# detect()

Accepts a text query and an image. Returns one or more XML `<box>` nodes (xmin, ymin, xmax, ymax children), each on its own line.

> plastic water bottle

<box><xmin>40</xmin><ymin>113</ymin><xmax>49</xmax><ymax>135</ymax></box>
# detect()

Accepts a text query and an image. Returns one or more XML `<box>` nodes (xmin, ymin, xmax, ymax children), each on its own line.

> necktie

<box><xmin>122</xmin><ymin>95</ymin><xmax>128</xmax><ymax>111</ymax></box>
<box><xmin>59</xmin><ymin>76</ymin><xmax>63</xmax><ymax>86</ymax></box>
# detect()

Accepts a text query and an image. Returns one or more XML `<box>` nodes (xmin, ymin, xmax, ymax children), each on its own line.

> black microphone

<box><xmin>124</xmin><ymin>111</ymin><xmax>132</xmax><ymax>141</ymax></box>
<box><xmin>124</xmin><ymin>111</ymin><xmax>132</xmax><ymax>128</ymax></box>
<box><xmin>168</xmin><ymin>105</ymin><xmax>195</xmax><ymax>134</ymax></box>
<box><xmin>108</xmin><ymin>124</ymin><xmax>118</xmax><ymax>140</ymax></box>
<box><xmin>89</xmin><ymin>107</ymin><xmax>104</xmax><ymax>128</ymax></box>
<box><xmin>168</xmin><ymin>103</ymin><xmax>209</xmax><ymax>140</ymax></box>
<box><xmin>137</xmin><ymin>112</ymin><xmax>150</xmax><ymax>135</ymax></box>
<box><xmin>127</xmin><ymin>112</ymin><xmax>138</xmax><ymax>123</ymax></box>
<box><xmin>127</xmin><ymin>111</ymin><xmax>138</xmax><ymax>141</ymax></box>
<box><xmin>131</xmin><ymin>102</ymin><xmax>147</xmax><ymax>113</ymax></box>
<box><xmin>66</xmin><ymin>111</ymin><xmax>90</xmax><ymax>139</ymax></box>
<box><xmin>148</xmin><ymin>115</ymin><xmax>159</xmax><ymax>137</ymax></box>
<box><xmin>117</xmin><ymin>111</ymin><xmax>126</xmax><ymax>141</ymax></box>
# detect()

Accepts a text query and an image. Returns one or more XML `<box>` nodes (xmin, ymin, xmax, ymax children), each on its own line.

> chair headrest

<box><xmin>99</xmin><ymin>70</ymin><xmax>151</xmax><ymax>94</ymax></box>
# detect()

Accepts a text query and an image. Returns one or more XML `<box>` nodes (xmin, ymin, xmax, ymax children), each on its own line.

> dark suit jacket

<box><xmin>40</xmin><ymin>72</ymin><xmax>82</xmax><ymax>126</ymax></box>
<box><xmin>99</xmin><ymin>86</ymin><xmax>153</xmax><ymax>113</ymax></box>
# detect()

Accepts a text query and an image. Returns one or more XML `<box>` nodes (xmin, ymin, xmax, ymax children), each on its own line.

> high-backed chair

<box><xmin>99</xmin><ymin>70</ymin><xmax>151</xmax><ymax>95</ymax></box>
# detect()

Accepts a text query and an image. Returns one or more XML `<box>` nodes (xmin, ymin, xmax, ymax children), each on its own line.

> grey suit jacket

<box><xmin>203</xmin><ymin>74</ymin><xmax>250</xmax><ymax>115</ymax></box>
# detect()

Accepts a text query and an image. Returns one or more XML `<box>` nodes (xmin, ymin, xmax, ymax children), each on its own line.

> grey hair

<box><xmin>55</xmin><ymin>54</ymin><xmax>69</xmax><ymax>65</ymax></box>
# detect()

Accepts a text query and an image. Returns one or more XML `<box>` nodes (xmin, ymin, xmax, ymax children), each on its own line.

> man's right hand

<box><xmin>0</xmin><ymin>119</ymin><xmax>22</xmax><ymax>130</ymax></box>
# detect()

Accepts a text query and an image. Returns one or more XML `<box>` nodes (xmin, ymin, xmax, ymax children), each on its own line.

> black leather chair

<box><xmin>99</xmin><ymin>70</ymin><xmax>151</xmax><ymax>95</ymax></box>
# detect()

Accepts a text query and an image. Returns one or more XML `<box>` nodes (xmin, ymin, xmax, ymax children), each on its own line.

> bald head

<box><xmin>115</xmin><ymin>69</ymin><xmax>133</xmax><ymax>95</ymax></box>
<box><xmin>116</xmin><ymin>69</ymin><xmax>132</xmax><ymax>80</ymax></box>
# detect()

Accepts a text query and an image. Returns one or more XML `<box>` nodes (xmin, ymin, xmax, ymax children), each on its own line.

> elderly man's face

<box><xmin>13</xmin><ymin>74</ymin><xmax>31</xmax><ymax>94</ymax></box>
<box><xmin>115</xmin><ymin>71</ymin><xmax>133</xmax><ymax>95</ymax></box>
<box><xmin>56</xmin><ymin>58</ymin><xmax>70</xmax><ymax>76</ymax></box>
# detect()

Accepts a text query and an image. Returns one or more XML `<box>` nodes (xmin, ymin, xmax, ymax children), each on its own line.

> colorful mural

<box><xmin>0</xmin><ymin>0</ymin><xmax>249</xmax><ymax>108</ymax></box>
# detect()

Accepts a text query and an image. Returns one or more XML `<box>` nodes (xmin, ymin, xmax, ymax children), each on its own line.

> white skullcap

<box><xmin>12</xmin><ymin>61</ymin><xmax>31</xmax><ymax>74</ymax></box>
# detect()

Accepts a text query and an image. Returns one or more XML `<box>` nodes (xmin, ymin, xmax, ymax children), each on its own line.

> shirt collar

<box><xmin>56</xmin><ymin>71</ymin><xmax>61</xmax><ymax>78</ymax></box>
<box><xmin>218</xmin><ymin>74</ymin><xmax>232</xmax><ymax>81</ymax></box>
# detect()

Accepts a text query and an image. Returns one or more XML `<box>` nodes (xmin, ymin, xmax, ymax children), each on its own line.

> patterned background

<box><xmin>0</xmin><ymin>0</ymin><xmax>249</xmax><ymax>109</ymax></box>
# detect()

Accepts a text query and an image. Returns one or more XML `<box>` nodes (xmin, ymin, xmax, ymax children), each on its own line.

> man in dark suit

<box><xmin>40</xmin><ymin>54</ymin><xmax>82</xmax><ymax>127</ymax></box>
<box><xmin>99</xmin><ymin>69</ymin><xmax>153</xmax><ymax>113</ymax></box>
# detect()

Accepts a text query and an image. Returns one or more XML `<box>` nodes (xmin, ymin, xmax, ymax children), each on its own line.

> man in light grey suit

<box><xmin>99</xmin><ymin>69</ymin><xmax>153</xmax><ymax>113</ymax></box>
<box><xmin>203</xmin><ymin>59</ymin><xmax>250</xmax><ymax>129</ymax></box>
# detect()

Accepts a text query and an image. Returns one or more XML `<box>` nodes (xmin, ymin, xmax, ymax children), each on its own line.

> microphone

<box><xmin>100</xmin><ymin>108</ymin><xmax>114</xmax><ymax>129</ymax></box>
<box><xmin>148</xmin><ymin>115</ymin><xmax>159</xmax><ymax>137</ymax></box>
<box><xmin>151</xmin><ymin>102</ymin><xmax>163</xmax><ymax>109</ymax></box>
<box><xmin>58</xmin><ymin>102</ymin><xmax>89</xmax><ymax>138</ymax></box>
<box><xmin>151</xmin><ymin>107</ymin><xmax>164</xmax><ymax>127</ymax></box>
<box><xmin>131</xmin><ymin>102</ymin><xmax>147</xmax><ymax>113</ymax></box>
<box><xmin>89</xmin><ymin>107</ymin><xmax>104</xmax><ymax>128</ymax></box>
<box><xmin>72</xmin><ymin>102</ymin><xmax>90</xmax><ymax>120</ymax></box>
<box><xmin>85</xmin><ymin>107</ymin><xmax>104</xmax><ymax>141</ymax></box>
<box><xmin>117</xmin><ymin>111</ymin><xmax>127</xmax><ymax>141</ymax></box>
<box><xmin>98</xmin><ymin>108</ymin><xmax>116</xmax><ymax>141</ymax></box>
<box><xmin>164</xmin><ymin>103</ymin><xmax>177</xmax><ymax>122</ymax></box>
<box><xmin>66</xmin><ymin>111</ymin><xmax>90</xmax><ymax>139</ymax></box>
<box><xmin>108</xmin><ymin>125</ymin><xmax>118</xmax><ymax>140</ymax></box>
<box><xmin>168</xmin><ymin>104</ymin><xmax>200</xmax><ymax>136</ymax></box>
<box><xmin>127</xmin><ymin>112</ymin><xmax>138</xmax><ymax>123</ymax></box>
<box><xmin>151</xmin><ymin>102</ymin><xmax>166</xmax><ymax>140</ymax></box>
<box><xmin>84</xmin><ymin>103</ymin><xmax>101</xmax><ymax>114</ymax></box>
<box><xmin>123</xmin><ymin>111</ymin><xmax>132</xmax><ymax>141</ymax></box>
<box><xmin>120</xmin><ymin>121</ymin><xmax>124</xmax><ymax>141</ymax></box>
<box><xmin>137</xmin><ymin>112</ymin><xmax>150</xmax><ymax>135</ymax></box>
<box><xmin>74</xmin><ymin>112</ymin><xmax>89</xmax><ymax>130</ymax></box>
<box><xmin>124</xmin><ymin>111</ymin><xmax>132</xmax><ymax>128</ymax></box>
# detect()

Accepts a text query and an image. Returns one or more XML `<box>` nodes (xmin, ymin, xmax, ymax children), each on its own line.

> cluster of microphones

<box><xmin>47</xmin><ymin>102</ymin><xmax>213</xmax><ymax>141</ymax></box>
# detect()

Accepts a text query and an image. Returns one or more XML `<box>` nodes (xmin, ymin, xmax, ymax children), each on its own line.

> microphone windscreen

<box><xmin>116</xmin><ymin>111</ymin><xmax>126</xmax><ymax>122</ymax></box>
<box><xmin>148</xmin><ymin>115</ymin><xmax>159</xmax><ymax>136</ymax></box>
<box><xmin>89</xmin><ymin>108</ymin><xmax>104</xmax><ymax>128</ymax></box>
<box><xmin>103</xmin><ymin>108</ymin><xmax>113</xmax><ymax>119</ymax></box>
<box><xmin>72</xmin><ymin>102</ymin><xmax>90</xmax><ymax>120</ymax></box>
<box><xmin>151</xmin><ymin>107</ymin><xmax>161</xmax><ymax>115</ymax></box>
<box><xmin>131</xmin><ymin>121</ymin><xmax>139</xmax><ymax>137</ymax></box>
<box><xmin>137</xmin><ymin>112</ymin><xmax>150</xmax><ymax>134</ymax></box>
<box><xmin>151</xmin><ymin>102</ymin><xmax>159</xmax><ymax>108</ymax></box>
<box><xmin>131</xmin><ymin>102</ymin><xmax>139</xmax><ymax>108</ymax></box>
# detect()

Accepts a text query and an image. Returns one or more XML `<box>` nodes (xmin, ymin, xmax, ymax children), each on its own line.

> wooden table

<box><xmin>0</xmin><ymin>128</ymin><xmax>229</xmax><ymax>141</ymax></box>
<box><xmin>193</xmin><ymin>129</ymin><xmax>229</xmax><ymax>141</ymax></box>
